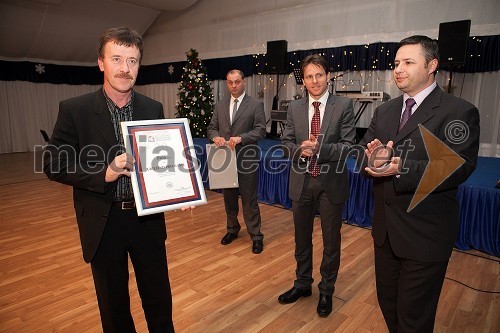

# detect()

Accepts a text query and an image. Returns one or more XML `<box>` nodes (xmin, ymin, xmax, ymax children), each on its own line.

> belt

<box><xmin>112</xmin><ymin>200</ymin><xmax>136</xmax><ymax>210</ymax></box>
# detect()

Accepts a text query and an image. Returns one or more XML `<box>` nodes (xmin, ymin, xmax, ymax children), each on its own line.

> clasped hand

<box><xmin>364</xmin><ymin>139</ymin><xmax>401</xmax><ymax>177</ymax></box>
<box><xmin>300</xmin><ymin>134</ymin><xmax>319</xmax><ymax>158</ymax></box>
<box><xmin>213</xmin><ymin>136</ymin><xmax>242</xmax><ymax>150</ymax></box>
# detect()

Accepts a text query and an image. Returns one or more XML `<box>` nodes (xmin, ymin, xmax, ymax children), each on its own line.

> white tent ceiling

<box><xmin>1</xmin><ymin>0</ymin><xmax>499</xmax><ymax>66</ymax></box>
<box><xmin>0</xmin><ymin>0</ymin><xmax>198</xmax><ymax>65</ymax></box>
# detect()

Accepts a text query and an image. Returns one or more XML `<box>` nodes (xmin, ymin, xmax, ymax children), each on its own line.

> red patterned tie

<box><xmin>308</xmin><ymin>101</ymin><xmax>321</xmax><ymax>177</ymax></box>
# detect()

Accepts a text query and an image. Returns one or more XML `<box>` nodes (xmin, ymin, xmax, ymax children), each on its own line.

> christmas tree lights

<box><xmin>175</xmin><ymin>49</ymin><xmax>215</xmax><ymax>138</ymax></box>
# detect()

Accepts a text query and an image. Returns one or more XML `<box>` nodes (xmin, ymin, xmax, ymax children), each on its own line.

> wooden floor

<box><xmin>0</xmin><ymin>152</ymin><xmax>498</xmax><ymax>332</ymax></box>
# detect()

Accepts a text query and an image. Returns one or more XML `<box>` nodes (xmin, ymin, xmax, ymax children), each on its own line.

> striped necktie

<box><xmin>231</xmin><ymin>98</ymin><xmax>239</xmax><ymax>124</ymax></box>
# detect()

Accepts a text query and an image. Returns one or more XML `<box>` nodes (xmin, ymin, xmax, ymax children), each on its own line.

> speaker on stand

<box><xmin>266</xmin><ymin>40</ymin><xmax>288</xmax><ymax>74</ymax></box>
<box><xmin>438</xmin><ymin>20</ymin><xmax>471</xmax><ymax>94</ymax></box>
<box><xmin>267</xmin><ymin>40</ymin><xmax>288</xmax><ymax>138</ymax></box>
<box><xmin>271</xmin><ymin>93</ymin><xmax>280</xmax><ymax>136</ymax></box>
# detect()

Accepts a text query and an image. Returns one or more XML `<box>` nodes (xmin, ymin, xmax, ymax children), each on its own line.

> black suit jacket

<box><xmin>281</xmin><ymin>94</ymin><xmax>356</xmax><ymax>204</ymax></box>
<box><xmin>44</xmin><ymin>88</ymin><xmax>166</xmax><ymax>263</ymax></box>
<box><xmin>359</xmin><ymin>85</ymin><xmax>480</xmax><ymax>262</ymax></box>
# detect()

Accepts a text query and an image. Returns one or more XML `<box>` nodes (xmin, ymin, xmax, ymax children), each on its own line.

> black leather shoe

<box><xmin>317</xmin><ymin>294</ymin><xmax>333</xmax><ymax>317</ymax></box>
<box><xmin>220</xmin><ymin>233</ymin><xmax>238</xmax><ymax>245</ymax></box>
<box><xmin>278</xmin><ymin>287</ymin><xmax>312</xmax><ymax>304</ymax></box>
<box><xmin>252</xmin><ymin>240</ymin><xmax>263</xmax><ymax>254</ymax></box>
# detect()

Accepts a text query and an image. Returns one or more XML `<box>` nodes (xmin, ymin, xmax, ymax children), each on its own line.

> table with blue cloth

<box><xmin>455</xmin><ymin>157</ymin><xmax>499</xmax><ymax>256</ymax></box>
<box><xmin>193</xmin><ymin>138</ymin><xmax>499</xmax><ymax>257</ymax></box>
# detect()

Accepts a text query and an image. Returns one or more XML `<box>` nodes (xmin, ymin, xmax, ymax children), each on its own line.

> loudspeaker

<box><xmin>266</xmin><ymin>40</ymin><xmax>288</xmax><ymax>74</ymax></box>
<box><xmin>438</xmin><ymin>20</ymin><xmax>471</xmax><ymax>67</ymax></box>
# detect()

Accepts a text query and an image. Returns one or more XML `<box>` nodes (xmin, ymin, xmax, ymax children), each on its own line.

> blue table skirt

<box><xmin>193</xmin><ymin>138</ymin><xmax>499</xmax><ymax>257</ymax></box>
<box><xmin>455</xmin><ymin>157</ymin><xmax>500</xmax><ymax>256</ymax></box>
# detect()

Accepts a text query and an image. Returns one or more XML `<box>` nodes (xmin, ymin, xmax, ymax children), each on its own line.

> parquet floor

<box><xmin>0</xmin><ymin>152</ymin><xmax>498</xmax><ymax>332</ymax></box>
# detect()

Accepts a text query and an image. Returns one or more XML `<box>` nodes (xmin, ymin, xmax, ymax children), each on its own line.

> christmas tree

<box><xmin>175</xmin><ymin>48</ymin><xmax>215</xmax><ymax>137</ymax></box>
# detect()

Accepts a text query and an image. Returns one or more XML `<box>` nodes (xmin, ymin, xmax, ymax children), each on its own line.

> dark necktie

<box><xmin>398</xmin><ymin>98</ymin><xmax>416</xmax><ymax>132</ymax></box>
<box><xmin>231</xmin><ymin>98</ymin><xmax>238</xmax><ymax>124</ymax></box>
<box><xmin>308</xmin><ymin>101</ymin><xmax>321</xmax><ymax>177</ymax></box>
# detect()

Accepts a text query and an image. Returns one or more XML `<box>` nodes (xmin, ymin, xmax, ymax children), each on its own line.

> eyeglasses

<box><xmin>108</xmin><ymin>56</ymin><xmax>139</xmax><ymax>67</ymax></box>
<box><xmin>303</xmin><ymin>73</ymin><xmax>325</xmax><ymax>82</ymax></box>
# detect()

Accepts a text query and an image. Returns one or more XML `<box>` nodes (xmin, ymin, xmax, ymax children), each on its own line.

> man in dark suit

<box><xmin>44</xmin><ymin>27</ymin><xmax>176</xmax><ymax>332</ymax></box>
<box><xmin>279</xmin><ymin>54</ymin><xmax>356</xmax><ymax>317</ymax></box>
<box><xmin>207</xmin><ymin>69</ymin><xmax>266</xmax><ymax>254</ymax></box>
<box><xmin>359</xmin><ymin>35</ymin><xmax>480</xmax><ymax>332</ymax></box>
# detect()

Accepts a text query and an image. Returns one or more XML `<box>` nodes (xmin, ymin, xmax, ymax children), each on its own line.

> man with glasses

<box><xmin>207</xmin><ymin>69</ymin><xmax>266</xmax><ymax>254</ymax></box>
<box><xmin>279</xmin><ymin>54</ymin><xmax>355</xmax><ymax>317</ymax></box>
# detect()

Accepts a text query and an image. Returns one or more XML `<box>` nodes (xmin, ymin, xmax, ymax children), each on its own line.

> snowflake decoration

<box><xmin>168</xmin><ymin>65</ymin><xmax>174</xmax><ymax>75</ymax></box>
<box><xmin>35</xmin><ymin>64</ymin><xmax>45</xmax><ymax>74</ymax></box>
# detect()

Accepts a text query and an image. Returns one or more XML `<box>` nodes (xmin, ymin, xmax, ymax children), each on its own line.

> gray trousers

<box><xmin>223</xmin><ymin>163</ymin><xmax>263</xmax><ymax>241</ymax></box>
<box><xmin>292</xmin><ymin>174</ymin><xmax>342</xmax><ymax>296</ymax></box>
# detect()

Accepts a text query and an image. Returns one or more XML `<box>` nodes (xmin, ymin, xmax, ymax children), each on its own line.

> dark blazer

<box><xmin>359</xmin><ymin>85</ymin><xmax>480</xmax><ymax>262</ymax></box>
<box><xmin>281</xmin><ymin>94</ymin><xmax>356</xmax><ymax>204</ymax></box>
<box><xmin>207</xmin><ymin>94</ymin><xmax>266</xmax><ymax>163</ymax></box>
<box><xmin>44</xmin><ymin>88</ymin><xmax>166</xmax><ymax>263</ymax></box>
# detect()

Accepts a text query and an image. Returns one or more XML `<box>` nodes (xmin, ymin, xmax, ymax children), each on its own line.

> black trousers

<box><xmin>90</xmin><ymin>206</ymin><xmax>174</xmax><ymax>333</ymax></box>
<box><xmin>223</xmin><ymin>166</ymin><xmax>263</xmax><ymax>241</ymax></box>
<box><xmin>375</xmin><ymin>235</ymin><xmax>448</xmax><ymax>333</ymax></box>
<box><xmin>291</xmin><ymin>174</ymin><xmax>343</xmax><ymax>295</ymax></box>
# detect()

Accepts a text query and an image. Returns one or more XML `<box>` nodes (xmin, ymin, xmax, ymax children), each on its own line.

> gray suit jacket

<box><xmin>281</xmin><ymin>94</ymin><xmax>356</xmax><ymax>204</ymax></box>
<box><xmin>207</xmin><ymin>94</ymin><xmax>266</xmax><ymax>162</ymax></box>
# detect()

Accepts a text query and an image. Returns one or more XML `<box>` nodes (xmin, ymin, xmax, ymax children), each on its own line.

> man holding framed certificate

<box><xmin>44</xmin><ymin>27</ymin><xmax>176</xmax><ymax>332</ymax></box>
<box><xmin>207</xmin><ymin>69</ymin><xmax>267</xmax><ymax>254</ymax></box>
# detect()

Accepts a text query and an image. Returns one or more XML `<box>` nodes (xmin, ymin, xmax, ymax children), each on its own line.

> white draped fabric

<box><xmin>1</xmin><ymin>0</ymin><xmax>499</xmax><ymax>155</ymax></box>
<box><xmin>142</xmin><ymin>0</ymin><xmax>499</xmax><ymax>64</ymax></box>
<box><xmin>1</xmin><ymin>70</ymin><xmax>498</xmax><ymax>156</ymax></box>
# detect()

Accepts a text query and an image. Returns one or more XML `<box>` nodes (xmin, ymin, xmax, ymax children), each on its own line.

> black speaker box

<box><xmin>266</xmin><ymin>40</ymin><xmax>288</xmax><ymax>74</ymax></box>
<box><xmin>438</xmin><ymin>20</ymin><xmax>471</xmax><ymax>67</ymax></box>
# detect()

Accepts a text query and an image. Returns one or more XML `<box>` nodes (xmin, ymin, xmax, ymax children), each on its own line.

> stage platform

<box><xmin>193</xmin><ymin>138</ymin><xmax>499</xmax><ymax>257</ymax></box>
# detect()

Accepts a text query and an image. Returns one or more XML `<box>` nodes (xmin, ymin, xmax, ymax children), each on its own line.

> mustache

<box><xmin>115</xmin><ymin>73</ymin><xmax>134</xmax><ymax>79</ymax></box>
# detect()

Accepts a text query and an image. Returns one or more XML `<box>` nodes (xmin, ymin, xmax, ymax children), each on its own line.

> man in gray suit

<box><xmin>207</xmin><ymin>69</ymin><xmax>266</xmax><ymax>254</ymax></box>
<box><xmin>279</xmin><ymin>54</ymin><xmax>355</xmax><ymax>317</ymax></box>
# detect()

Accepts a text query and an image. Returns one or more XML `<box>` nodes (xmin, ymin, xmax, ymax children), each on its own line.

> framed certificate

<box><xmin>121</xmin><ymin>118</ymin><xmax>207</xmax><ymax>216</ymax></box>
